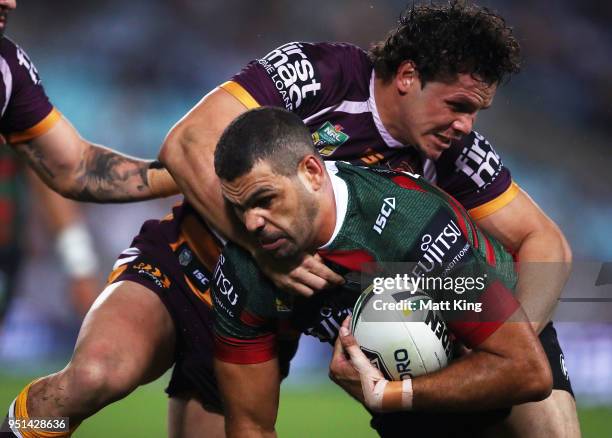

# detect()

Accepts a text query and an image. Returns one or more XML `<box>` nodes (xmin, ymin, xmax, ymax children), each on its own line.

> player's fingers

<box><xmin>308</xmin><ymin>254</ymin><xmax>345</xmax><ymax>286</ymax></box>
<box><xmin>290</xmin><ymin>268</ymin><xmax>329</xmax><ymax>292</ymax></box>
<box><xmin>286</xmin><ymin>280</ymin><xmax>315</xmax><ymax>297</ymax></box>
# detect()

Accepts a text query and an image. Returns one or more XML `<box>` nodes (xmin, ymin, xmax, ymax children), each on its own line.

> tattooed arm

<box><xmin>13</xmin><ymin>115</ymin><xmax>178</xmax><ymax>203</ymax></box>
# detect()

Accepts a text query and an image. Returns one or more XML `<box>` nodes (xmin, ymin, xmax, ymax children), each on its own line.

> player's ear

<box><xmin>297</xmin><ymin>155</ymin><xmax>325</xmax><ymax>192</ymax></box>
<box><xmin>396</xmin><ymin>61</ymin><xmax>419</xmax><ymax>94</ymax></box>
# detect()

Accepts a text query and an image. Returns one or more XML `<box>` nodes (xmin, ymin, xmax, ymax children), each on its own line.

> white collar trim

<box><xmin>320</xmin><ymin>162</ymin><xmax>348</xmax><ymax>249</ymax></box>
<box><xmin>368</xmin><ymin>71</ymin><xmax>405</xmax><ymax>149</ymax></box>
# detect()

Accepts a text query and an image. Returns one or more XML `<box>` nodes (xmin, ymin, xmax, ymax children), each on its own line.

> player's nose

<box><xmin>244</xmin><ymin>210</ymin><xmax>266</xmax><ymax>234</ymax></box>
<box><xmin>452</xmin><ymin>113</ymin><xmax>475</xmax><ymax>136</ymax></box>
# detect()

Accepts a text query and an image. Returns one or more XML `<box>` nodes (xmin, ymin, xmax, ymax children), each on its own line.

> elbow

<box><xmin>159</xmin><ymin>122</ymin><xmax>200</xmax><ymax>173</ymax></box>
<box><xmin>516</xmin><ymin>351</ymin><xmax>553</xmax><ymax>403</ymax></box>
<box><xmin>546</xmin><ymin>220</ymin><xmax>573</xmax><ymax>266</ymax></box>
<box><xmin>158</xmin><ymin>127</ymin><xmax>182</xmax><ymax>171</ymax></box>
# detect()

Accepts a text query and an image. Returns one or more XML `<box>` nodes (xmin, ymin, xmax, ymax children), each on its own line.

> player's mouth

<box><xmin>433</xmin><ymin>133</ymin><xmax>454</xmax><ymax>149</ymax></box>
<box><xmin>259</xmin><ymin>237</ymin><xmax>287</xmax><ymax>252</ymax></box>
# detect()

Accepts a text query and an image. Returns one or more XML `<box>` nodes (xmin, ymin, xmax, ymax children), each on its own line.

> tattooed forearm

<box><xmin>18</xmin><ymin>142</ymin><xmax>56</xmax><ymax>180</ymax></box>
<box><xmin>74</xmin><ymin>144</ymin><xmax>155</xmax><ymax>203</ymax></box>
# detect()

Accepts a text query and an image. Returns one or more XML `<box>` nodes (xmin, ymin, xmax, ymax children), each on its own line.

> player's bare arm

<box><xmin>14</xmin><ymin>115</ymin><xmax>178</xmax><ymax>202</ymax></box>
<box><xmin>475</xmin><ymin>188</ymin><xmax>572</xmax><ymax>334</ymax></box>
<box><xmin>336</xmin><ymin>312</ymin><xmax>553</xmax><ymax>413</ymax></box>
<box><xmin>214</xmin><ymin>357</ymin><xmax>280</xmax><ymax>438</ymax></box>
<box><xmin>160</xmin><ymin>87</ymin><xmax>247</xmax><ymax>237</ymax></box>
<box><xmin>160</xmin><ymin>88</ymin><xmax>343</xmax><ymax>295</ymax></box>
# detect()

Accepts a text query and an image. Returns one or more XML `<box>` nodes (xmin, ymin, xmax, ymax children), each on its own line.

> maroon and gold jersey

<box><xmin>0</xmin><ymin>37</ymin><xmax>61</xmax><ymax>250</ymax></box>
<box><xmin>222</xmin><ymin>41</ymin><xmax>519</xmax><ymax>218</ymax></box>
<box><xmin>0</xmin><ymin>37</ymin><xmax>60</xmax><ymax>144</ymax></box>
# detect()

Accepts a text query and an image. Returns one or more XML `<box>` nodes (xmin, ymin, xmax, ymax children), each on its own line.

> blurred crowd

<box><xmin>1</xmin><ymin>0</ymin><xmax>610</xmax><ymax>402</ymax></box>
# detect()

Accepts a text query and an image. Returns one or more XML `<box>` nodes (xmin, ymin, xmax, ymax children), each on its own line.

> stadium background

<box><xmin>0</xmin><ymin>0</ymin><xmax>610</xmax><ymax>436</ymax></box>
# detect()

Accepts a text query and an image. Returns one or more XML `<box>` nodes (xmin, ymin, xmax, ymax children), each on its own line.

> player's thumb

<box><xmin>339</xmin><ymin>325</ymin><xmax>372</xmax><ymax>374</ymax></box>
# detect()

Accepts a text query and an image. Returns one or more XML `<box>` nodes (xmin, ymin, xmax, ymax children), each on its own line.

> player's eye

<box><xmin>448</xmin><ymin>101</ymin><xmax>474</xmax><ymax>114</ymax></box>
<box><xmin>254</xmin><ymin>195</ymin><xmax>274</xmax><ymax>209</ymax></box>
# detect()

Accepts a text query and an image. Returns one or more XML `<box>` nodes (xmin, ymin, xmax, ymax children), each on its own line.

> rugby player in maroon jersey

<box><xmin>0</xmin><ymin>1</ymin><xmax>176</xmax><ymax>203</ymax></box>
<box><xmin>159</xmin><ymin>3</ymin><xmax>576</xmax><ymax>434</ymax></box>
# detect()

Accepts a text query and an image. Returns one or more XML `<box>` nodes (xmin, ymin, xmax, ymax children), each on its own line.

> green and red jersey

<box><xmin>212</xmin><ymin>162</ymin><xmax>519</xmax><ymax>364</ymax></box>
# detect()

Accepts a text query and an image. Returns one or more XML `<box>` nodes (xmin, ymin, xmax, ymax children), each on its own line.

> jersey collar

<box><xmin>368</xmin><ymin>71</ymin><xmax>405</xmax><ymax>149</ymax></box>
<box><xmin>319</xmin><ymin>161</ymin><xmax>348</xmax><ymax>249</ymax></box>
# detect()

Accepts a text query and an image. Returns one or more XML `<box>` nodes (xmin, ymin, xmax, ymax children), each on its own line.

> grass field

<box><xmin>1</xmin><ymin>374</ymin><xmax>610</xmax><ymax>437</ymax></box>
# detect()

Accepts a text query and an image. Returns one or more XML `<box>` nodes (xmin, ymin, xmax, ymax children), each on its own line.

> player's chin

<box><xmin>420</xmin><ymin>144</ymin><xmax>444</xmax><ymax>161</ymax></box>
<box><xmin>268</xmin><ymin>240</ymin><xmax>299</xmax><ymax>260</ymax></box>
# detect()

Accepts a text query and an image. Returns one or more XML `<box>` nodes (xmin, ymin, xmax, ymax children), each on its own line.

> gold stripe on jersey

<box><xmin>183</xmin><ymin>276</ymin><xmax>213</xmax><ymax>308</ymax></box>
<box><xmin>468</xmin><ymin>181</ymin><xmax>520</xmax><ymax>220</ymax></box>
<box><xmin>179</xmin><ymin>214</ymin><xmax>222</xmax><ymax>271</ymax></box>
<box><xmin>106</xmin><ymin>264</ymin><xmax>128</xmax><ymax>285</ymax></box>
<box><xmin>220</xmin><ymin>81</ymin><xmax>260</xmax><ymax>109</ymax></box>
<box><xmin>7</xmin><ymin>108</ymin><xmax>62</xmax><ymax>143</ymax></box>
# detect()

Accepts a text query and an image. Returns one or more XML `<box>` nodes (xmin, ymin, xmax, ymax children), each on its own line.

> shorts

<box><xmin>107</xmin><ymin>204</ymin><xmax>298</xmax><ymax>413</ymax></box>
<box><xmin>370</xmin><ymin>321</ymin><xmax>574</xmax><ymax>437</ymax></box>
<box><xmin>108</xmin><ymin>204</ymin><xmax>226</xmax><ymax>412</ymax></box>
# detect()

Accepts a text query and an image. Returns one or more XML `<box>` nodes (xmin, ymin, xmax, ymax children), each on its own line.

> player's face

<box><xmin>0</xmin><ymin>1</ymin><xmax>16</xmax><ymax>36</ymax></box>
<box><xmin>221</xmin><ymin>161</ymin><xmax>319</xmax><ymax>259</ymax></box>
<box><xmin>400</xmin><ymin>73</ymin><xmax>496</xmax><ymax>160</ymax></box>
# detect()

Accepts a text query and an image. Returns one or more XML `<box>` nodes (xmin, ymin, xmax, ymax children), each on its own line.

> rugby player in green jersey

<box><xmin>211</xmin><ymin>107</ymin><xmax>553</xmax><ymax>437</ymax></box>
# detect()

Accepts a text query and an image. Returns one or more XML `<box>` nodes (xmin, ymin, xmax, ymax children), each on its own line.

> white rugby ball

<box><xmin>351</xmin><ymin>286</ymin><xmax>453</xmax><ymax>380</ymax></box>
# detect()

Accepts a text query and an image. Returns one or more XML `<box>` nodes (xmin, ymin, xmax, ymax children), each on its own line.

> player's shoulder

<box><xmin>212</xmin><ymin>244</ymin><xmax>279</xmax><ymax>321</ymax></box>
<box><xmin>434</xmin><ymin>130</ymin><xmax>513</xmax><ymax>210</ymax></box>
<box><xmin>335</xmin><ymin>161</ymin><xmax>427</xmax><ymax>195</ymax></box>
<box><xmin>0</xmin><ymin>36</ymin><xmax>18</xmax><ymax>54</ymax></box>
<box><xmin>231</xmin><ymin>41</ymin><xmax>372</xmax><ymax>114</ymax></box>
<box><xmin>0</xmin><ymin>36</ymin><xmax>42</xmax><ymax>84</ymax></box>
<box><xmin>298</xmin><ymin>41</ymin><xmax>371</xmax><ymax>86</ymax></box>
<box><xmin>0</xmin><ymin>36</ymin><xmax>30</xmax><ymax>63</ymax></box>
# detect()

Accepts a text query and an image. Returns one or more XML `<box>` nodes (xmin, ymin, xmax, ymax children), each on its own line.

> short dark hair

<box><xmin>214</xmin><ymin>107</ymin><xmax>319</xmax><ymax>181</ymax></box>
<box><xmin>369</xmin><ymin>1</ymin><xmax>521</xmax><ymax>86</ymax></box>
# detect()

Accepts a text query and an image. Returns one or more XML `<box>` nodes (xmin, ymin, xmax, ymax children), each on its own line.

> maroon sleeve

<box><xmin>0</xmin><ymin>38</ymin><xmax>55</xmax><ymax>139</ymax></box>
<box><xmin>435</xmin><ymin>131</ymin><xmax>513</xmax><ymax>211</ymax></box>
<box><xmin>226</xmin><ymin>42</ymin><xmax>371</xmax><ymax>118</ymax></box>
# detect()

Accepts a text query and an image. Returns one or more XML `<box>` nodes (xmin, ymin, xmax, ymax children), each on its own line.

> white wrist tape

<box><xmin>400</xmin><ymin>378</ymin><xmax>414</xmax><ymax>410</ymax></box>
<box><xmin>56</xmin><ymin>222</ymin><xmax>99</xmax><ymax>278</ymax></box>
<box><xmin>366</xmin><ymin>378</ymin><xmax>414</xmax><ymax>412</ymax></box>
<box><xmin>364</xmin><ymin>378</ymin><xmax>388</xmax><ymax>412</ymax></box>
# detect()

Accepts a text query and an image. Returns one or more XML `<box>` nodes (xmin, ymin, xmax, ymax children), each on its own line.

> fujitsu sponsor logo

<box><xmin>411</xmin><ymin>220</ymin><xmax>463</xmax><ymax>277</ymax></box>
<box><xmin>213</xmin><ymin>254</ymin><xmax>238</xmax><ymax>306</ymax></box>
<box><xmin>258</xmin><ymin>42</ymin><xmax>321</xmax><ymax>111</ymax></box>
<box><xmin>454</xmin><ymin>132</ymin><xmax>502</xmax><ymax>190</ymax></box>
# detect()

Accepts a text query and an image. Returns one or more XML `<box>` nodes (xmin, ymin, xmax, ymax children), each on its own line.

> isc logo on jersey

<box><xmin>372</xmin><ymin>197</ymin><xmax>396</xmax><ymax>235</ymax></box>
<box><xmin>454</xmin><ymin>131</ymin><xmax>502</xmax><ymax>190</ymax></box>
<box><xmin>258</xmin><ymin>42</ymin><xmax>322</xmax><ymax>111</ymax></box>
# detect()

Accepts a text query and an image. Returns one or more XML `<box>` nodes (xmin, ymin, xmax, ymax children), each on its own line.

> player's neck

<box><xmin>373</xmin><ymin>76</ymin><xmax>410</xmax><ymax>144</ymax></box>
<box><xmin>313</xmin><ymin>174</ymin><xmax>337</xmax><ymax>248</ymax></box>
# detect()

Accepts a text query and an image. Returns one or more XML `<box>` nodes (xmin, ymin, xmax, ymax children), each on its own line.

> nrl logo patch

<box><xmin>275</xmin><ymin>298</ymin><xmax>292</xmax><ymax>312</ymax></box>
<box><xmin>178</xmin><ymin>248</ymin><xmax>193</xmax><ymax>266</ymax></box>
<box><xmin>312</xmin><ymin>121</ymin><xmax>349</xmax><ymax>156</ymax></box>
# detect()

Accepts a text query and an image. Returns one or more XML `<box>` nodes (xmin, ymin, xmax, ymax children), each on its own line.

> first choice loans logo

<box><xmin>258</xmin><ymin>42</ymin><xmax>322</xmax><ymax>110</ymax></box>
